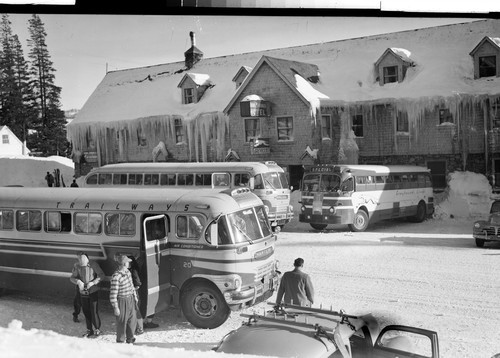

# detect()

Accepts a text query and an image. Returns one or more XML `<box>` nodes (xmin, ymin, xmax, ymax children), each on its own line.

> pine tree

<box><xmin>0</xmin><ymin>14</ymin><xmax>27</xmax><ymax>142</ymax></box>
<box><xmin>26</xmin><ymin>14</ymin><xmax>68</xmax><ymax>156</ymax></box>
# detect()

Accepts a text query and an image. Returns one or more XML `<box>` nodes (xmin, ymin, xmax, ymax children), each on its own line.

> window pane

<box><xmin>120</xmin><ymin>214</ymin><xmax>136</xmax><ymax>235</ymax></box>
<box><xmin>46</xmin><ymin>211</ymin><xmax>61</xmax><ymax>232</ymax></box>
<box><xmin>105</xmin><ymin>213</ymin><xmax>120</xmax><ymax>235</ymax></box>
<box><xmin>235</xmin><ymin>173</ymin><xmax>250</xmax><ymax>187</ymax></box>
<box><xmin>321</xmin><ymin>115</ymin><xmax>331</xmax><ymax>138</ymax></box>
<box><xmin>0</xmin><ymin>210</ymin><xmax>14</xmax><ymax>230</ymax></box>
<box><xmin>479</xmin><ymin>56</ymin><xmax>496</xmax><ymax>78</ymax></box>
<box><xmin>352</xmin><ymin>114</ymin><xmax>364</xmax><ymax>137</ymax></box>
<box><xmin>277</xmin><ymin>116</ymin><xmax>293</xmax><ymax>141</ymax></box>
<box><xmin>98</xmin><ymin>173</ymin><xmax>112</xmax><ymax>184</ymax></box>
<box><xmin>88</xmin><ymin>213</ymin><xmax>102</xmax><ymax>234</ymax></box>
<box><xmin>86</xmin><ymin>174</ymin><xmax>97</xmax><ymax>185</ymax></box>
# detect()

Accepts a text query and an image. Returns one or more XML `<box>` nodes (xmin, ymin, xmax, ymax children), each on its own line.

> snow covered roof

<box><xmin>469</xmin><ymin>35</ymin><xmax>500</xmax><ymax>55</ymax></box>
<box><xmin>177</xmin><ymin>73</ymin><xmax>212</xmax><ymax>87</ymax></box>
<box><xmin>68</xmin><ymin>19</ymin><xmax>500</xmax><ymax>132</ymax></box>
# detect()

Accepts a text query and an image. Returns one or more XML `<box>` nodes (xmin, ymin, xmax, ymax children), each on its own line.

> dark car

<box><xmin>214</xmin><ymin>303</ymin><xmax>439</xmax><ymax>358</ymax></box>
<box><xmin>473</xmin><ymin>200</ymin><xmax>500</xmax><ymax>247</ymax></box>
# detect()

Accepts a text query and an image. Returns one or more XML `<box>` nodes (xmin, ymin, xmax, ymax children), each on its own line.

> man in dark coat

<box><xmin>275</xmin><ymin>257</ymin><xmax>314</xmax><ymax>307</ymax></box>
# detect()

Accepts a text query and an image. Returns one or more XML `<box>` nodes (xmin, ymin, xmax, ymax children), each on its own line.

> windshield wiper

<box><xmin>233</xmin><ymin>224</ymin><xmax>254</xmax><ymax>244</ymax></box>
<box><xmin>264</xmin><ymin>177</ymin><xmax>276</xmax><ymax>190</ymax></box>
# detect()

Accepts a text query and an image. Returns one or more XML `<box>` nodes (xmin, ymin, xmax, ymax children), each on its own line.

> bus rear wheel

<box><xmin>348</xmin><ymin>210</ymin><xmax>369</xmax><ymax>232</ymax></box>
<box><xmin>180</xmin><ymin>281</ymin><xmax>230</xmax><ymax>329</ymax></box>
<box><xmin>409</xmin><ymin>201</ymin><xmax>427</xmax><ymax>223</ymax></box>
<box><xmin>310</xmin><ymin>223</ymin><xmax>328</xmax><ymax>231</ymax></box>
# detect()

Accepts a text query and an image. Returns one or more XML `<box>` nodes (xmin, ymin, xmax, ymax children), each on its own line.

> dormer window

<box><xmin>383</xmin><ymin>66</ymin><xmax>398</xmax><ymax>84</ymax></box>
<box><xmin>375</xmin><ymin>48</ymin><xmax>414</xmax><ymax>86</ymax></box>
<box><xmin>479</xmin><ymin>56</ymin><xmax>497</xmax><ymax>78</ymax></box>
<box><xmin>177</xmin><ymin>73</ymin><xmax>212</xmax><ymax>105</ymax></box>
<box><xmin>470</xmin><ymin>37</ymin><xmax>500</xmax><ymax>79</ymax></box>
<box><xmin>232</xmin><ymin>66</ymin><xmax>252</xmax><ymax>89</ymax></box>
<box><xmin>184</xmin><ymin>88</ymin><xmax>194</xmax><ymax>104</ymax></box>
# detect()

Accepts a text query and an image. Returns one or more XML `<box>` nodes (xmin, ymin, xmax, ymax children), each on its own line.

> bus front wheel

<box><xmin>475</xmin><ymin>238</ymin><xmax>486</xmax><ymax>248</ymax></box>
<box><xmin>310</xmin><ymin>223</ymin><xmax>328</xmax><ymax>231</ymax></box>
<box><xmin>180</xmin><ymin>281</ymin><xmax>230</xmax><ymax>329</ymax></box>
<box><xmin>348</xmin><ymin>210</ymin><xmax>369</xmax><ymax>232</ymax></box>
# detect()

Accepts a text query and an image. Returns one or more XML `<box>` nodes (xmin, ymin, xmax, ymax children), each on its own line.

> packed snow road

<box><xmin>1</xmin><ymin>217</ymin><xmax>499</xmax><ymax>358</ymax></box>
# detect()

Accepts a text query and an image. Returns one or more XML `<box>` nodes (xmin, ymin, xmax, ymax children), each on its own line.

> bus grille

<box><xmin>256</xmin><ymin>261</ymin><xmax>273</xmax><ymax>280</ymax></box>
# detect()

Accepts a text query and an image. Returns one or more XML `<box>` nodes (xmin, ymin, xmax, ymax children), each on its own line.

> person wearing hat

<box><xmin>110</xmin><ymin>254</ymin><xmax>138</xmax><ymax>344</ymax></box>
<box><xmin>275</xmin><ymin>257</ymin><xmax>315</xmax><ymax>307</ymax></box>
<box><xmin>70</xmin><ymin>252</ymin><xmax>105</xmax><ymax>337</ymax></box>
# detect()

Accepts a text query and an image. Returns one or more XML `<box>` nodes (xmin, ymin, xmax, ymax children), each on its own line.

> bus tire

<box><xmin>310</xmin><ymin>223</ymin><xmax>328</xmax><ymax>231</ymax></box>
<box><xmin>180</xmin><ymin>280</ymin><xmax>230</xmax><ymax>329</ymax></box>
<box><xmin>410</xmin><ymin>201</ymin><xmax>427</xmax><ymax>223</ymax></box>
<box><xmin>348</xmin><ymin>210</ymin><xmax>369</xmax><ymax>232</ymax></box>
<box><xmin>475</xmin><ymin>238</ymin><xmax>485</xmax><ymax>248</ymax></box>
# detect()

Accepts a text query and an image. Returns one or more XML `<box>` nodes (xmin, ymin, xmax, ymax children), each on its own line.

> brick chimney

<box><xmin>184</xmin><ymin>31</ymin><xmax>203</xmax><ymax>69</ymax></box>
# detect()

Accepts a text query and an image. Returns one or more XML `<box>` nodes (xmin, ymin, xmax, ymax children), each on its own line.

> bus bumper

<box><xmin>299</xmin><ymin>213</ymin><xmax>348</xmax><ymax>225</ymax></box>
<box><xmin>225</xmin><ymin>272</ymin><xmax>280</xmax><ymax>307</ymax></box>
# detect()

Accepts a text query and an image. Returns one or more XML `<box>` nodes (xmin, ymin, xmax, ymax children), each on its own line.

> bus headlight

<box><xmin>301</xmin><ymin>206</ymin><xmax>305</xmax><ymax>212</ymax></box>
<box><xmin>274</xmin><ymin>259</ymin><xmax>280</xmax><ymax>272</ymax></box>
<box><xmin>329</xmin><ymin>206</ymin><xmax>336</xmax><ymax>214</ymax></box>
<box><xmin>264</xmin><ymin>205</ymin><xmax>269</xmax><ymax>214</ymax></box>
<box><xmin>474</xmin><ymin>223</ymin><xmax>480</xmax><ymax>228</ymax></box>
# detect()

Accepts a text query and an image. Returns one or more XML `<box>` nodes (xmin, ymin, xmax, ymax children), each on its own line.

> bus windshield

<box><xmin>302</xmin><ymin>173</ymin><xmax>341</xmax><ymax>192</ymax></box>
<box><xmin>255</xmin><ymin>172</ymin><xmax>288</xmax><ymax>190</ymax></box>
<box><xmin>208</xmin><ymin>206</ymin><xmax>271</xmax><ymax>245</ymax></box>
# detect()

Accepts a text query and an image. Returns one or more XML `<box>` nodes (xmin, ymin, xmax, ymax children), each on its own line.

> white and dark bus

<box><xmin>299</xmin><ymin>165</ymin><xmax>434</xmax><ymax>231</ymax></box>
<box><xmin>83</xmin><ymin>161</ymin><xmax>293</xmax><ymax>231</ymax></box>
<box><xmin>0</xmin><ymin>187</ymin><xmax>279</xmax><ymax>329</ymax></box>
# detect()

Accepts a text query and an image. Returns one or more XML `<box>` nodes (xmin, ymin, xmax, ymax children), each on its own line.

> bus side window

<box><xmin>254</xmin><ymin>174</ymin><xmax>264</xmax><ymax>189</ymax></box>
<box><xmin>113</xmin><ymin>173</ymin><xmax>127</xmax><ymax>185</ymax></box>
<box><xmin>75</xmin><ymin>213</ymin><xmax>102</xmax><ymax>234</ymax></box>
<box><xmin>98</xmin><ymin>173</ymin><xmax>112</xmax><ymax>185</ymax></box>
<box><xmin>235</xmin><ymin>173</ymin><xmax>250</xmax><ymax>187</ymax></box>
<box><xmin>0</xmin><ymin>210</ymin><xmax>14</xmax><ymax>230</ymax></box>
<box><xmin>213</xmin><ymin>173</ymin><xmax>230</xmax><ymax>186</ymax></box>
<box><xmin>196</xmin><ymin>173</ymin><xmax>212</xmax><ymax>186</ymax></box>
<box><xmin>105</xmin><ymin>213</ymin><xmax>136</xmax><ymax>236</ymax></box>
<box><xmin>341</xmin><ymin>178</ymin><xmax>354</xmax><ymax>192</ymax></box>
<box><xmin>145</xmin><ymin>218</ymin><xmax>167</xmax><ymax>241</ymax></box>
<box><xmin>177</xmin><ymin>215</ymin><xmax>203</xmax><ymax>239</ymax></box>
<box><xmin>47</xmin><ymin>211</ymin><xmax>71</xmax><ymax>233</ymax></box>
<box><xmin>16</xmin><ymin>210</ymin><xmax>41</xmax><ymax>231</ymax></box>
<box><xmin>86</xmin><ymin>174</ymin><xmax>97</xmax><ymax>185</ymax></box>
<box><xmin>160</xmin><ymin>174</ymin><xmax>176</xmax><ymax>186</ymax></box>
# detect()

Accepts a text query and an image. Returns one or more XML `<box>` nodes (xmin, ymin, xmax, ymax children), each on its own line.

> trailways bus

<box><xmin>0</xmin><ymin>187</ymin><xmax>279</xmax><ymax>329</ymax></box>
<box><xmin>299</xmin><ymin>165</ymin><xmax>434</xmax><ymax>232</ymax></box>
<box><xmin>83</xmin><ymin>161</ymin><xmax>293</xmax><ymax>231</ymax></box>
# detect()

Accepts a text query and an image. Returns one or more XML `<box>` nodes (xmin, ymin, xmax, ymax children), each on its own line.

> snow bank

<box><xmin>0</xmin><ymin>320</ymin><xmax>266</xmax><ymax>358</ymax></box>
<box><xmin>433</xmin><ymin>171</ymin><xmax>493</xmax><ymax>219</ymax></box>
<box><xmin>0</xmin><ymin>155</ymin><xmax>74</xmax><ymax>187</ymax></box>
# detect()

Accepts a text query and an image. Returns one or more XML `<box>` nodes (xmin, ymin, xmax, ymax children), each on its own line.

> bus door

<box><xmin>142</xmin><ymin>215</ymin><xmax>170</xmax><ymax>317</ymax></box>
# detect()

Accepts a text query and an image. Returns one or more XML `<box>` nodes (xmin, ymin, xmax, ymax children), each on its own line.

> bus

<box><xmin>82</xmin><ymin>161</ymin><xmax>293</xmax><ymax>231</ymax></box>
<box><xmin>0</xmin><ymin>187</ymin><xmax>280</xmax><ymax>329</ymax></box>
<box><xmin>299</xmin><ymin>165</ymin><xmax>434</xmax><ymax>232</ymax></box>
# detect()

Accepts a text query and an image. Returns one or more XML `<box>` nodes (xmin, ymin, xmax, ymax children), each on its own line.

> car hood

<box><xmin>215</xmin><ymin>315</ymin><xmax>367</xmax><ymax>357</ymax></box>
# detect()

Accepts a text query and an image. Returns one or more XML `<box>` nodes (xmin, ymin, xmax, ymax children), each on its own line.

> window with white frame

<box><xmin>479</xmin><ymin>55</ymin><xmax>497</xmax><ymax>78</ymax></box>
<box><xmin>383</xmin><ymin>66</ymin><xmax>398</xmax><ymax>84</ymax></box>
<box><xmin>183</xmin><ymin>88</ymin><xmax>194</xmax><ymax>104</ymax></box>
<box><xmin>245</xmin><ymin>118</ymin><xmax>261</xmax><ymax>142</ymax></box>
<box><xmin>352</xmin><ymin>114</ymin><xmax>364</xmax><ymax>137</ymax></box>
<box><xmin>2</xmin><ymin>134</ymin><xmax>8</xmax><ymax>144</ymax></box>
<box><xmin>277</xmin><ymin>116</ymin><xmax>293</xmax><ymax>141</ymax></box>
<box><xmin>321</xmin><ymin>115</ymin><xmax>331</xmax><ymax>139</ymax></box>
<box><xmin>174</xmin><ymin>118</ymin><xmax>185</xmax><ymax>144</ymax></box>
<box><xmin>439</xmin><ymin>108</ymin><xmax>454</xmax><ymax>124</ymax></box>
<box><xmin>396</xmin><ymin>111</ymin><xmax>409</xmax><ymax>132</ymax></box>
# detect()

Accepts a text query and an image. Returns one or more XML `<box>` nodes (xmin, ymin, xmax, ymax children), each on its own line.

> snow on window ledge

<box><xmin>437</xmin><ymin>122</ymin><xmax>456</xmax><ymax>127</ymax></box>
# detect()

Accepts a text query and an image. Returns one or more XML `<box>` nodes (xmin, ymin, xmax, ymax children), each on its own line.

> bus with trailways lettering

<box><xmin>82</xmin><ymin>161</ymin><xmax>293</xmax><ymax>232</ymax></box>
<box><xmin>299</xmin><ymin>164</ymin><xmax>434</xmax><ymax>232</ymax></box>
<box><xmin>0</xmin><ymin>187</ymin><xmax>280</xmax><ymax>329</ymax></box>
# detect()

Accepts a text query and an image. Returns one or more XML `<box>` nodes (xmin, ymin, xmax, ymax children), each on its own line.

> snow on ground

<box><xmin>0</xmin><ymin>163</ymin><xmax>497</xmax><ymax>358</ymax></box>
<box><xmin>0</xmin><ymin>155</ymin><xmax>75</xmax><ymax>187</ymax></box>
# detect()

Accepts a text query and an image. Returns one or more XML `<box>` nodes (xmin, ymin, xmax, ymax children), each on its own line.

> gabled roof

<box><xmin>375</xmin><ymin>47</ymin><xmax>414</xmax><ymax>66</ymax></box>
<box><xmin>224</xmin><ymin>55</ymin><xmax>324</xmax><ymax>114</ymax></box>
<box><xmin>68</xmin><ymin>19</ymin><xmax>500</xmax><ymax>131</ymax></box>
<box><xmin>469</xmin><ymin>36</ymin><xmax>500</xmax><ymax>55</ymax></box>
<box><xmin>232</xmin><ymin>66</ymin><xmax>253</xmax><ymax>82</ymax></box>
<box><xmin>177</xmin><ymin>73</ymin><xmax>211</xmax><ymax>88</ymax></box>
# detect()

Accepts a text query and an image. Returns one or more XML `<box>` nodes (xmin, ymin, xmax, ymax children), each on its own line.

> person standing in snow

<box><xmin>275</xmin><ymin>257</ymin><xmax>314</xmax><ymax>307</ymax></box>
<box><xmin>127</xmin><ymin>255</ymin><xmax>144</xmax><ymax>335</ymax></box>
<box><xmin>70</xmin><ymin>252</ymin><xmax>104</xmax><ymax>337</ymax></box>
<box><xmin>110</xmin><ymin>254</ymin><xmax>138</xmax><ymax>344</ymax></box>
<box><xmin>45</xmin><ymin>171</ymin><xmax>54</xmax><ymax>187</ymax></box>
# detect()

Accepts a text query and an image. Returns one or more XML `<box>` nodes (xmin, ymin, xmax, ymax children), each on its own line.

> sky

<box><xmin>1</xmin><ymin>14</ymin><xmax>483</xmax><ymax>111</ymax></box>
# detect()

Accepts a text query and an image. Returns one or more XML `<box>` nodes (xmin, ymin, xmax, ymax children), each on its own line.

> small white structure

<box><xmin>0</xmin><ymin>126</ymin><xmax>30</xmax><ymax>156</ymax></box>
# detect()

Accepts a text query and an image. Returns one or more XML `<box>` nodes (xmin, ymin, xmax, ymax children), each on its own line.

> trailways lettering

<box><xmin>54</xmin><ymin>202</ymin><xmax>186</xmax><ymax>211</ymax></box>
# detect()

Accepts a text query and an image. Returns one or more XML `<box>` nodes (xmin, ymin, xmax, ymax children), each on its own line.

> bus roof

<box><xmin>87</xmin><ymin>161</ymin><xmax>284</xmax><ymax>174</ymax></box>
<box><xmin>0</xmin><ymin>187</ymin><xmax>261</xmax><ymax>214</ymax></box>
<box><xmin>305</xmin><ymin>164</ymin><xmax>430</xmax><ymax>175</ymax></box>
